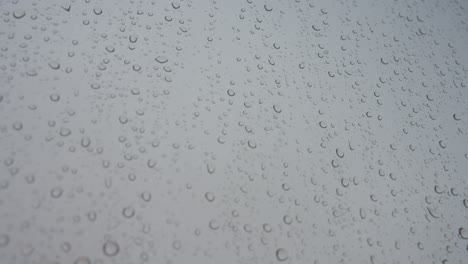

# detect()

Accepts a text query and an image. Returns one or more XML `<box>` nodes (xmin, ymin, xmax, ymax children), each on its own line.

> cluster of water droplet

<box><xmin>0</xmin><ymin>0</ymin><xmax>467</xmax><ymax>263</ymax></box>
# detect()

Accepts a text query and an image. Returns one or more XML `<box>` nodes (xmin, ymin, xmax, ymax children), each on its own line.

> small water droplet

<box><xmin>205</xmin><ymin>192</ymin><xmax>215</xmax><ymax>202</ymax></box>
<box><xmin>273</xmin><ymin>104</ymin><xmax>282</xmax><ymax>113</ymax></box>
<box><xmin>140</xmin><ymin>191</ymin><xmax>152</xmax><ymax>202</ymax></box>
<box><xmin>12</xmin><ymin>122</ymin><xmax>23</xmax><ymax>131</ymax></box>
<box><xmin>59</xmin><ymin>128</ymin><xmax>71</xmax><ymax>137</ymax></box>
<box><xmin>81</xmin><ymin>137</ymin><xmax>91</xmax><ymax>148</ymax></box>
<box><xmin>207</xmin><ymin>163</ymin><xmax>215</xmax><ymax>174</ymax></box>
<box><xmin>264</xmin><ymin>5</ymin><xmax>273</xmax><ymax>11</ymax></box>
<box><xmin>105</xmin><ymin>46</ymin><xmax>115</xmax><ymax>53</ymax></box>
<box><xmin>50</xmin><ymin>187</ymin><xmax>63</xmax><ymax>198</ymax></box>
<box><xmin>172</xmin><ymin>240</ymin><xmax>181</xmax><ymax>250</ymax></box>
<box><xmin>227</xmin><ymin>89</ymin><xmax>235</xmax><ymax>96</ymax></box>
<box><xmin>276</xmin><ymin>248</ymin><xmax>288</xmax><ymax>261</ymax></box>
<box><xmin>122</xmin><ymin>206</ymin><xmax>135</xmax><ymax>218</ymax></box>
<box><xmin>93</xmin><ymin>7</ymin><xmax>103</xmax><ymax>15</ymax></box>
<box><xmin>103</xmin><ymin>240</ymin><xmax>119</xmax><ymax>257</ymax></box>
<box><xmin>155</xmin><ymin>56</ymin><xmax>168</xmax><ymax>64</ymax></box>
<box><xmin>459</xmin><ymin>228</ymin><xmax>468</xmax><ymax>239</ymax></box>
<box><xmin>48</xmin><ymin>61</ymin><xmax>60</xmax><ymax>70</ymax></box>
<box><xmin>209</xmin><ymin>219</ymin><xmax>220</xmax><ymax>230</ymax></box>
<box><xmin>13</xmin><ymin>10</ymin><xmax>26</xmax><ymax>19</ymax></box>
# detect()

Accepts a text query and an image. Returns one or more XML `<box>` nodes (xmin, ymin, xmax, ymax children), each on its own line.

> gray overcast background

<box><xmin>0</xmin><ymin>0</ymin><xmax>467</xmax><ymax>263</ymax></box>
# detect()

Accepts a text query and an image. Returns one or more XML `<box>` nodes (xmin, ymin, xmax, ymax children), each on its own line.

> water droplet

<box><xmin>122</xmin><ymin>206</ymin><xmax>135</xmax><ymax>218</ymax></box>
<box><xmin>132</xmin><ymin>64</ymin><xmax>141</xmax><ymax>71</ymax></box>
<box><xmin>103</xmin><ymin>240</ymin><xmax>120</xmax><ymax>257</ymax></box>
<box><xmin>13</xmin><ymin>10</ymin><xmax>26</xmax><ymax>19</ymax></box>
<box><xmin>209</xmin><ymin>219</ymin><xmax>220</xmax><ymax>230</ymax></box>
<box><xmin>12</xmin><ymin>122</ymin><xmax>23</xmax><ymax>131</ymax></box>
<box><xmin>50</xmin><ymin>93</ymin><xmax>60</xmax><ymax>102</ymax></box>
<box><xmin>105</xmin><ymin>46</ymin><xmax>115</xmax><ymax>53</ymax></box>
<box><xmin>93</xmin><ymin>7</ymin><xmax>103</xmax><ymax>15</ymax></box>
<box><xmin>172</xmin><ymin>240</ymin><xmax>181</xmax><ymax>250</ymax></box>
<box><xmin>276</xmin><ymin>248</ymin><xmax>288</xmax><ymax>261</ymax></box>
<box><xmin>205</xmin><ymin>192</ymin><xmax>215</xmax><ymax>202</ymax></box>
<box><xmin>263</xmin><ymin>223</ymin><xmax>272</xmax><ymax>233</ymax></box>
<box><xmin>50</xmin><ymin>187</ymin><xmax>63</xmax><ymax>198</ymax></box>
<box><xmin>273</xmin><ymin>104</ymin><xmax>282</xmax><ymax>113</ymax></box>
<box><xmin>48</xmin><ymin>61</ymin><xmax>60</xmax><ymax>70</ymax></box>
<box><xmin>140</xmin><ymin>191</ymin><xmax>152</xmax><ymax>202</ymax></box>
<box><xmin>155</xmin><ymin>56</ymin><xmax>168</xmax><ymax>64</ymax></box>
<box><xmin>117</xmin><ymin>116</ymin><xmax>128</xmax><ymax>125</ymax></box>
<box><xmin>81</xmin><ymin>137</ymin><xmax>91</xmax><ymax>148</ymax></box>
<box><xmin>172</xmin><ymin>2</ymin><xmax>180</xmax><ymax>9</ymax></box>
<box><xmin>147</xmin><ymin>159</ymin><xmax>157</xmax><ymax>168</ymax></box>
<box><xmin>60</xmin><ymin>242</ymin><xmax>71</xmax><ymax>252</ymax></box>
<box><xmin>26</xmin><ymin>69</ymin><xmax>38</xmax><ymax>77</ymax></box>
<box><xmin>459</xmin><ymin>228</ymin><xmax>468</xmax><ymax>239</ymax></box>
<box><xmin>59</xmin><ymin>128</ymin><xmax>72</xmax><ymax>137</ymax></box>
<box><xmin>207</xmin><ymin>163</ymin><xmax>215</xmax><ymax>174</ymax></box>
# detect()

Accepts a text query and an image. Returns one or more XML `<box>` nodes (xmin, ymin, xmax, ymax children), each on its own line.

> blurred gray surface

<box><xmin>0</xmin><ymin>0</ymin><xmax>468</xmax><ymax>263</ymax></box>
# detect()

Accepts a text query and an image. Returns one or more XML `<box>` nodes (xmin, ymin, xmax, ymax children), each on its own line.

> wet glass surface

<box><xmin>0</xmin><ymin>0</ymin><xmax>467</xmax><ymax>263</ymax></box>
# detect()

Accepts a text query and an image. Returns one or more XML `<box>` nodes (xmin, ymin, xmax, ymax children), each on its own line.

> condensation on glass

<box><xmin>0</xmin><ymin>0</ymin><xmax>467</xmax><ymax>263</ymax></box>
